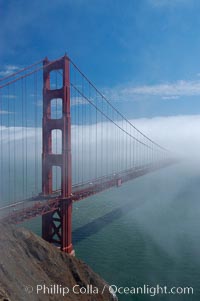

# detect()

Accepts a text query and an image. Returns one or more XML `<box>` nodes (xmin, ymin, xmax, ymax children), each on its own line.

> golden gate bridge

<box><xmin>0</xmin><ymin>55</ymin><xmax>174</xmax><ymax>255</ymax></box>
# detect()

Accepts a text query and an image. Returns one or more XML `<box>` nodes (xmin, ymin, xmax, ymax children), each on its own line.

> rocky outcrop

<box><xmin>0</xmin><ymin>223</ymin><xmax>117</xmax><ymax>301</ymax></box>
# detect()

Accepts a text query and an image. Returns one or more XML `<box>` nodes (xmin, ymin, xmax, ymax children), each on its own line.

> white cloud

<box><xmin>104</xmin><ymin>79</ymin><xmax>200</xmax><ymax>102</ymax></box>
<box><xmin>162</xmin><ymin>95</ymin><xmax>180</xmax><ymax>100</ymax></box>
<box><xmin>130</xmin><ymin>114</ymin><xmax>200</xmax><ymax>158</ymax></box>
<box><xmin>0</xmin><ymin>65</ymin><xmax>20</xmax><ymax>78</ymax></box>
<box><xmin>128</xmin><ymin>80</ymin><xmax>200</xmax><ymax>96</ymax></box>
<box><xmin>0</xmin><ymin>114</ymin><xmax>199</xmax><ymax>159</ymax></box>
<box><xmin>0</xmin><ymin>110</ymin><xmax>13</xmax><ymax>115</ymax></box>
<box><xmin>71</xmin><ymin>97</ymin><xmax>88</xmax><ymax>106</ymax></box>
<box><xmin>33</xmin><ymin>100</ymin><xmax>42</xmax><ymax>107</ymax></box>
<box><xmin>0</xmin><ymin>114</ymin><xmax>199</xmax><ymax>201</ymax></box>
<box><xmin>1</xmin><ymin>94</ymin><xmax>17</xmax><ymax>99</ymax></box>
<box><xmin>149</xmin><ymin>0</ymin><xmax>191</xmax><ymax>7</ymax></box>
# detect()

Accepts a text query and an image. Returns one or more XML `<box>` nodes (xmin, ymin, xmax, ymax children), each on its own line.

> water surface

<box><xmin>24</xmin><ymin>161</ymin><xmax>200</xmax><ymax>300</ymax></box>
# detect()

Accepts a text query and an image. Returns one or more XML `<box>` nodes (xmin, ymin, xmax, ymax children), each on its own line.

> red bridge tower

<box><xmin>42</xmin><ymin>56</ymin><xmax>74</xmax><ymax>255</ymax></box>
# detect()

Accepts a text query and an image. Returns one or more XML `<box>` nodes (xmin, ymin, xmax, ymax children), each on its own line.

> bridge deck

<box><xmin>0</xmin><ymin>160</ymin><xmax>176</xmax><ymax>224</ymax></box>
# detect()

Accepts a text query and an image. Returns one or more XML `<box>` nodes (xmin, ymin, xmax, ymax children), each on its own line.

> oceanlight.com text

<box><xmin>24</xmin><ymin>283</ymin><xmax>194</xmax><ymax>297</ymax></box>
<box><xmin>108</xmin><ymin>284</ymin><xmax>194</xmax><ymax>297</ymax></box>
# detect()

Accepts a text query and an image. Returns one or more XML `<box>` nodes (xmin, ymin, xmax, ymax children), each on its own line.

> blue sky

<box><xmin>1</xmin><ymin>0</ymin><xmax>200</xmax><ymax>118</ymax></box>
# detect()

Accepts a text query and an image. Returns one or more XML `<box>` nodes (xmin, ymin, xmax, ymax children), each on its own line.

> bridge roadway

<box><xmin>0</xmin><ymin>160</ymin><xmax>176</xmax><ymax>224</ymax></box>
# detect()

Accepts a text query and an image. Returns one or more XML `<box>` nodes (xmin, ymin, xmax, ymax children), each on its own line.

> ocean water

<box><xmin>23</xmin><ymin>161</ymin><xmax>200</xmax><ymax>300</ymax></box>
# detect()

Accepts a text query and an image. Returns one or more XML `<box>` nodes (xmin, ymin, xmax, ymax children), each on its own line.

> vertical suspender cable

<box><xmin>81</xmin><ymin>75</ymin><xmax>84</xmax><ymax>184</ymax></box>
<box><xmin>25</xmin><ymin>76</ymin><xmax>28</xmax><ymax>199</ymax></box>
<box><xmin>95</xmin><ymin>90</ymin><xmax>98</xmax><ymax>179</ymax></box>
<box><xmin>0</xmin><ymin>91</ymin><xmax>2</xmax><ymax>203</ymax></box>
<box><xmin>8</xmin><ymin>85</ymin><xmax>11</xmax><ymax>205</ymax></box>
<box><xmin>13</xmin><ymin>83</ymin><xmax>16</xmax><ymax>203</ymax></box>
